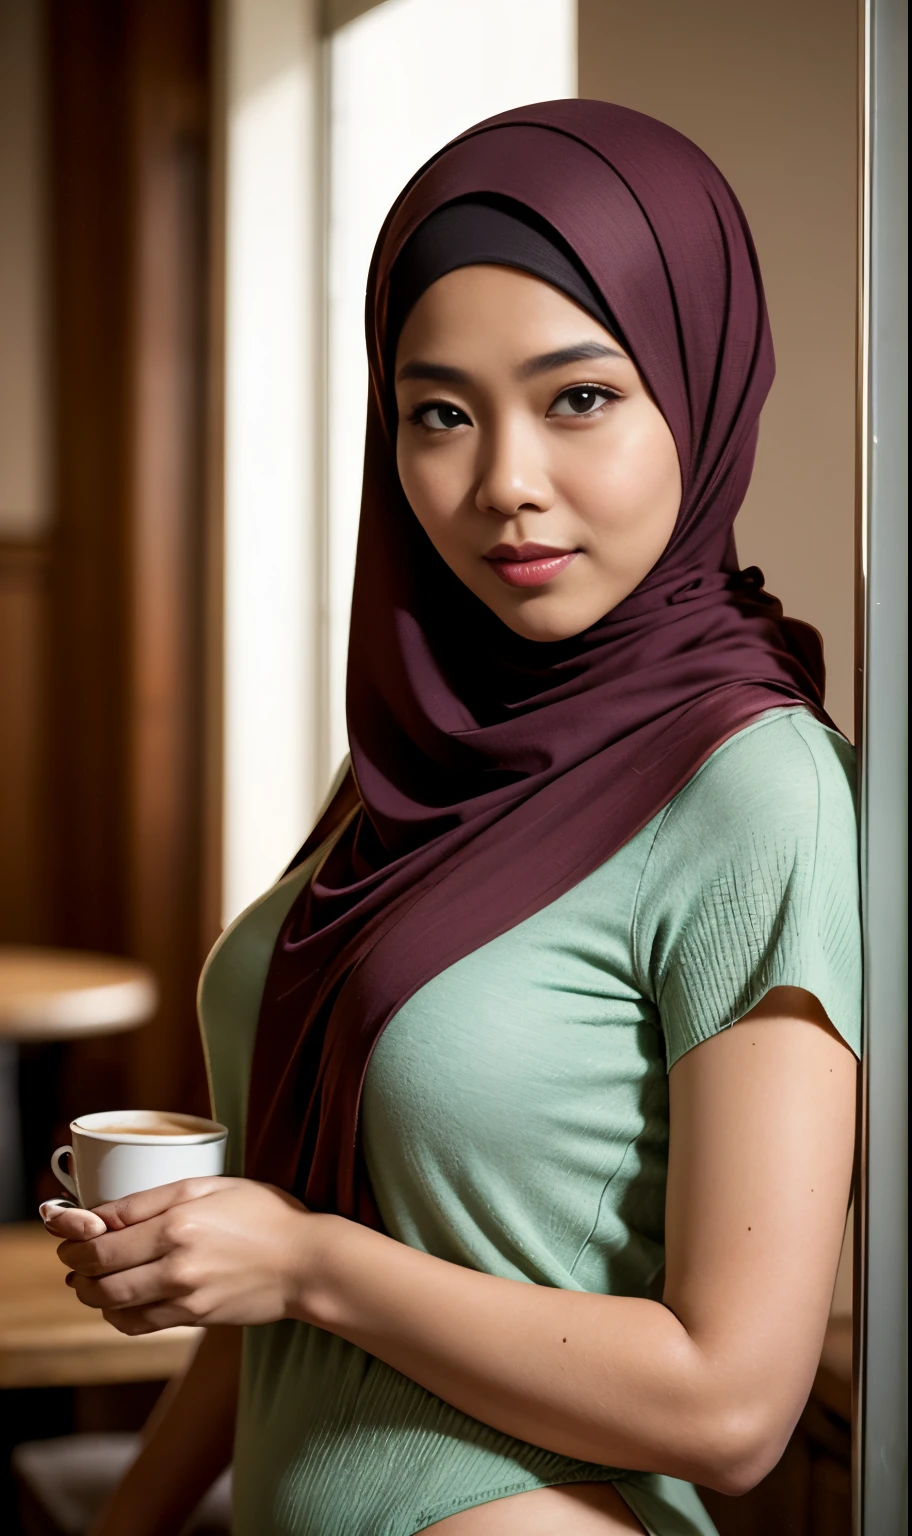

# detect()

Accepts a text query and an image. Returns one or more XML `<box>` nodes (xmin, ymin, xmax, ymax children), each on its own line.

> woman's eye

<box><xmin>410</xmin><ymin>402</ymin><xmax>471</xmax><ymax>432</ymax></box>
<box><xmin>549</xmin><ymin>385</ymin><xmax>618</xmax><ymax>418</ymax></box>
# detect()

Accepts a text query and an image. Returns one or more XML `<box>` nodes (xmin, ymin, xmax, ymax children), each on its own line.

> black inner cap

<box><xmin>384</xmin><ymin>194</ymin><xmax>623</xmax><ymax>397</ymax></box>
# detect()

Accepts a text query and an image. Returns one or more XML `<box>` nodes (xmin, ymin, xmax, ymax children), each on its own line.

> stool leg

<box><xmin>0</xmin><ymin>1039</ymin><xmax>26</xmax><ymax>1221</ymax></box>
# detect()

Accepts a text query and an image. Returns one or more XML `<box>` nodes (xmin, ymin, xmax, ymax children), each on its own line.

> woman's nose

<box><xmin>473</xmin><ymin>417</ymin><xmax>553</xmax><ymax>518</ymax></box>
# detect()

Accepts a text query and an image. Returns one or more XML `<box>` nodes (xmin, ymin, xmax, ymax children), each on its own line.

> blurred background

<box><xmin>0</xmin><ymin>1</ymin><xmax>859</xmax><ymax>1532</ymax></box>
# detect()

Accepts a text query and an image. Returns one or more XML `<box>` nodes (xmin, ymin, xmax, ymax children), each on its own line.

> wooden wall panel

<box><xmin>41</xmin><ymin>0</ymin><xmax>217</xmax><ymax>1133</ymax></box>
<box><xmin>122</xmin><ymin>2</ymin><xmax>213</xmax><ymax>1110</ymax></box>
<box><xmin>0</xmin><ymin>544</ymin><xmax>52</xmax><ymax>943</ymax></box>
<box><xmin>48</xmin><ymin>0</ymin><xmax>131</xmax><ymax>957</ymax></box>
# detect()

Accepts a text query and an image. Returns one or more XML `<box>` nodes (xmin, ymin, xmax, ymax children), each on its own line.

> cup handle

<box><xmin>51</xmin><ymin>1146</ymin><xmax>79</xmax><ymax>1201</ymax></box>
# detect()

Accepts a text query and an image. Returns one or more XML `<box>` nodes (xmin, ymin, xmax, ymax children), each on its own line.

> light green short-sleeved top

<box><xmin>198</xmin><ymin>708</ymin><xmax>861</xmax><ymax>1536</ymax></box>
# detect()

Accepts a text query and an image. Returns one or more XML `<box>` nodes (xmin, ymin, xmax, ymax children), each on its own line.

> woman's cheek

<box><xmin>424</xmin><ymin>445</ymin><xmax>474</xmax><ymax>522</ymax></box>
<box><xmin>571</xmin><ymin>436</ymin><xmax>678</xmax><ymax>554</ymax></box>
<box><xmin>402</xmin><ymin>488</ymin><xmax>471</xmax><ymax>585</ymax></box>
<box><xmin>400</xmin><ymin>453</ymin><xmax>450</xmax><ymax>530</ymax></box>
<box><xmin>405</xmin><ymin>466</ymin><xmax>474</xmax><ymax>563</ymax></box>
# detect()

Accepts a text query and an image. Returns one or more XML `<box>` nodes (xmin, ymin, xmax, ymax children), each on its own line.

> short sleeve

<box><xmin>632</xmin><ymin>710</ymin><xmax>862</xmax><ymax>1069</ymax></box>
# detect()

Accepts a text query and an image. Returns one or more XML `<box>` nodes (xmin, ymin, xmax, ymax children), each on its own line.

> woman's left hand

<box><xmin>54</xmin><ymin>1178</ymin><xmax>323</xmax><ymax>1334</ymax></box>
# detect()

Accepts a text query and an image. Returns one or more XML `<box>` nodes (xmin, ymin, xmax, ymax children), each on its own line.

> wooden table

<box><xmin>0</xmin><ymin>1223</ymin><xmax>200</xmax><ymax>1389</ymax></box>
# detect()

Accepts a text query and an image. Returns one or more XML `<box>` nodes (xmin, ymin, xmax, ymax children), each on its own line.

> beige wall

<box><xmin>579</xmin><ymin>0</ymin><xmax>858</xmax><ymax>737</ymax></box>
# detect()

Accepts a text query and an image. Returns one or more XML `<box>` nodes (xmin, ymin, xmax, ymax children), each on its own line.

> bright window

<box><xmin>222</xmin><ymin>0</ymin><xmax>575</xmax><ymax>922</ymax></box>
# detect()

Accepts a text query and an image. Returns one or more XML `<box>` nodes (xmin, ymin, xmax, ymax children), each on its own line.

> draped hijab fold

<box><xmin>245</xmin><ymin>100</ymin><xmax>830</xmax><ymax>1226</ymax></box>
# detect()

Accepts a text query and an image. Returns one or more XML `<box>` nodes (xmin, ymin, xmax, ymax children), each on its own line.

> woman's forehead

<box><xmin>394</xmin><ymin>265</ymin><xmax>630</xmax><ymax>360</ymax></box>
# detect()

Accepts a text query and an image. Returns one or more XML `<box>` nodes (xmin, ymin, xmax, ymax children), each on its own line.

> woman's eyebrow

<box><xmin>396</xmin><ymin>360</ymin><xmax>471</xmax><ymax>385</ymax></box>
<box><xmin>517</xmin><ymin>341</ymin><xmax>626</xmax><ymax>376</ymax></box>
<box><xmin>396</xmin><ymin>340</ymin><xmax>626</xmax><ymax>387</ymax></box>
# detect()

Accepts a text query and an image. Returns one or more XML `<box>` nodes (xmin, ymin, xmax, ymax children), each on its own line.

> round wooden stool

<box><xmin>0</xmin><ymin>949</ymin><xmax>158</xmax><ymax>1042</ymax></box>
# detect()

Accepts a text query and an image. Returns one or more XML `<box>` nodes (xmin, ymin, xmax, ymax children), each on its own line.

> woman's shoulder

<box><xmin>660</xmin><ymin>707</ymin><xmax>857</xmax><ymax>855</ymax></box>
<box><xmin>635</xmin><ymin>707</ymin><xmax>860</xmax><ymax>939</ymax></box>
<box><xmin>636</xmin><ymin>708</ymin><xmax>863</xmax><ymax>1063</ymax></box>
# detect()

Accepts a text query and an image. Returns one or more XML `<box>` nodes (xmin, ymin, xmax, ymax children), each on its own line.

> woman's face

<box><xmin>394</xmin><ymin>265</ymin><xmax>682</xmax><ymax>642</ymax></box>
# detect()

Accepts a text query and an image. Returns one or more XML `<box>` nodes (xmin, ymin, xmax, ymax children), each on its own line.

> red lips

<box><xmin>484</xmin><ymin>543</ymin><xmax>580</xmax><ymax>588</ymax></box>
<box><xmin>485</xmin><ymin>542</ymin><xmax>574</xmax><ymax>562</ymax></box>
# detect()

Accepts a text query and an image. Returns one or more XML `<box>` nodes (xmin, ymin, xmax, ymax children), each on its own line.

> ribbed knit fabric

<box><xmin>198</xmin><ymin>709</ymin><xmax>861</xmax><ymax>1536</ymax></box>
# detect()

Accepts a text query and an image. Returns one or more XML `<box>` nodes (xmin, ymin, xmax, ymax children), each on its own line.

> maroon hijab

<box><xmin>245</xmin><ymin>100</ymin><xmax>830</xmax><ymax>1225</ymax></box>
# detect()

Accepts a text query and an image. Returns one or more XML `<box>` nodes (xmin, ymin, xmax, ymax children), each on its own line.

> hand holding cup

<box><xmin>40</xmin><ymin>1109</ymin><xmax>322</xmax><ymax>1333</ymax></box>
<box><xmin>41</xmin><ymin>1110</ymin><xmax>228</xmax><ymax>1250</ymax></box>
<box><xmin>49</xmin><ymin>1176</ymin><xmax>319</xmax><ymax>1333</ymax></box>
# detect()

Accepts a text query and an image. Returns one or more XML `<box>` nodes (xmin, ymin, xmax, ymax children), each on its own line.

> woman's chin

<box><xmin>491</xmin><ymin>598</ymin><xmax>606</xmax><ymax>644</ymax></box>
<box><xmin>460</xmin><ymin>562</ymin><xmax>632</xmax><ymax>642</ymax></box>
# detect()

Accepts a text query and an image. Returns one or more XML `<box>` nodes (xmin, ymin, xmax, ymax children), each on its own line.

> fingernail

<box><xmin>39</xmin><ymin>1199</ymin><xmax>78</xmax><ymax>1220</ymax></box>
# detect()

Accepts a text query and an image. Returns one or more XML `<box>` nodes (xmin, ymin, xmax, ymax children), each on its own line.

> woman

<box><xmin>45</xmin><ymin>101</ymin><xmax>860</xmax><ymax>1536</ymax></box>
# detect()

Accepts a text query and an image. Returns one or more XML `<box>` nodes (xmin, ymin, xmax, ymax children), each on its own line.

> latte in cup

<box><xmin>51</xmin><ymin>1110</ymin><xmax>228</xmax><ymax>1209</ymax></box>
<box><xmin>87</xmin><ymin>1117</ymin><xmax>203</xmax><ymax>1137</ymax></box>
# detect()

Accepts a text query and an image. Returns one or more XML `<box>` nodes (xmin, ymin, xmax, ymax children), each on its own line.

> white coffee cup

<box><xmin>50</xmin><ymin>1110</ymin><xmax>228</xmax><ymax>1209</ymax></box>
